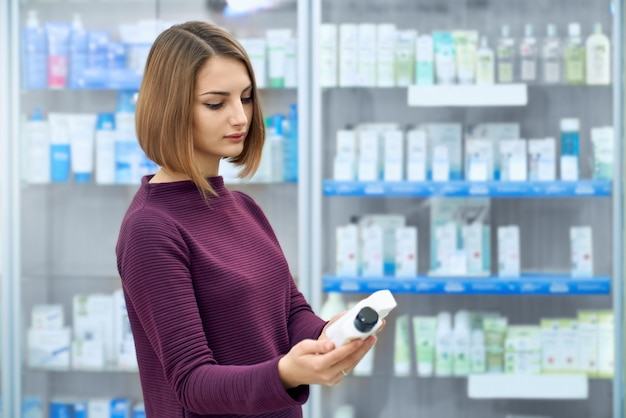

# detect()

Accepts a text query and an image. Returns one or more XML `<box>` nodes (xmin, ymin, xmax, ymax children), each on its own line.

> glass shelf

<box><xmin>323</xmin><ymin>274</ymin><xmax>611</xmax><ymax>295</ymax></box>
<box><xmin>323</xmin><ymin>180</ymin><xmax>612</xmax><ymax>198</ymax></box>
<box><xmin>407</xmin><ymin>83</ymin><xmax>528</xmax><ymax>107</ymax></box>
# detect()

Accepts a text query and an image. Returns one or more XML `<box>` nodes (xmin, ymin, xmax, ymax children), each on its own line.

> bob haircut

<box><xmin>136</xmin><ymin>21</ymin><xmax>265</xmax><ymax>197</ymax></box>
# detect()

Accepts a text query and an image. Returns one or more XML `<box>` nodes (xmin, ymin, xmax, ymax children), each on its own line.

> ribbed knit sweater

<box><xmin>116</xmin><ymin>175</ymin><xmax>326</xmax><ymax>418</ymax></box>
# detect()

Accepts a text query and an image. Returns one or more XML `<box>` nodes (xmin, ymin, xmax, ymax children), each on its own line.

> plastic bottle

<box><xmin>541</xmin><ymin>23</ymin><xmax>562</xmax><ymax>84</ymax></box>
<box><xmin>325</xmin><ymin>290</ymin><xmax>397</xmax><ymax>347</ymax></box>
<box><xmin>496</xmin><ymin>25</ymin><xmax>515</xmax><ymax>83</ymax></box>
<box><xmin>564</xmin><ymin>22</ymin><xmax>586</xmax><ymax>85</ymax></box>
<box><xmin>69</xmin><ymin>13</ymin><xmax>88</xmax><ymax>89</ymax></box>
<box><xmin>95</xmin><ymin>113</ymin><xmax>116</xmax><ymax>184</ymax></box>
<box><xmin>319</xmin><ymin>292</ymin><xmax>347</xmax><ymax>321</ymax></box>
<box><xmin>585</xmin><ymin>23</ymin><xmax>611</xmax><ymax>85</ymax></box>
<box><xmin>469</xmin><ymin>328</ymin><xmax>486</xmax><ymax>373</ymax></box>
<box><xmin>452</xmin><ymin>311</ymin><xmax>471</xmax><ymax>376</ymax></box>
<box><xmin>560</xmin><ymin>118</ymin><xmax>580</xmax><ymax>180</ymax></box>
<box><xmin>22</xmin><ymin>10</ymin><xmax>47</xmax><ymax>89</ymax></box>
<box><xmin>283</xmin><ymin>103</ymin><xmax>298</xmax><ymax>182</ymax></box>
<box><xmin>475</xmin><ymin>36</ymin><xmax>494</xmax><ymax>84</ymax></box>
<box><xmin>519</xmin><ymin>24</ymin><xmax>537</xmax><ymax>82</ymax></box>
<box><xmin>435</xmin><ymin>311</ymin><xmax>453</xmax><ymax>376</ymax></box>
<box><xmin>269</xmin><ymin>114</ymin><xmax>285</xmax><ymax>182</ymax></box>
<box><xmin>25</xmin><ymin>107</ymin><xmax>50</xmax><ymax>184</ymax></box>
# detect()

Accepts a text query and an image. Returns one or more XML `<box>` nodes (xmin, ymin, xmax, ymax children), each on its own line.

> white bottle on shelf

<box><xmin>25</xmin><ymin>107</ymin><xmax>50</xmax><ymax>184</ymax></box>
<box><xmin>23</xmin><ymin>10</ymin><xmax>47</xmax><ymax>89</ymax></box>
<box><xmin>519</xmin><ymin>24</ymin><xmax>537</xmax><ymax>82</ymax></box>
<box><xmin>452</xmin><ymin>310</ymin><xmax>471</xmax><ymax>376</ymax></box>
<box><xmin>435</xmin><ymin>311</ymin><xmax>453</xmax><ymax>376</ymax></box>
<box><xmin>586</xmin><ymin>22</ymin><xmax>611</xmax><ymax>85</ymax></box>
<box><xmin>95</xmin><ymin>113</ymin><xmax>116</xmax><ymax>185</ymax></box>
<box><xmin>320</xmin><ymin>292</ymin><xmax>347</xmax><ymax>321</ymax></box>
<box><xmin>475</xmin><ymin>36</ymin><xmax>495</xmax><ymax>85</ymax></box>
<box><xmin>496</xmin><ymin>25</ymin><xmax>515</xmax><ymax>83</ymax></box>
<box><xmin>564</xmin><ymin>22</ymin><xmax>586</xmax><ymax>85</ymax></box>
<box><xmin>541</xmin><ymin>23</ymin><xmax>562</xmax><ymax>84</ymax></box>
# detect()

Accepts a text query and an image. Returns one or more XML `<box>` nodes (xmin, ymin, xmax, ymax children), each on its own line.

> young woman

<box><xmin>116</xmin><ymin>21</ymin><xmax>378</xmax><ymax>418</ymax></box>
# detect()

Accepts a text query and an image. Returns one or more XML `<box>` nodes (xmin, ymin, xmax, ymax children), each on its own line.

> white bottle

<box><xmin>475</xmin><ymin>36</ymin><xmax>495</xmax><ymax>84</ymax></box>
<box><xmin>496</xmin><ymin>25</ymin><xmax>515</xmax><ymax>83</ymax></box>
<box><xmin>469</xmin><ymin>328</ymin><xmax>486</xmax><ymax>373</ymax></box>
<box><xmin>320</xmin><ymin>292</ymin><xmax>347</xmax><ymax>321</ymax></box>
<box><xmin>95</xmin><ymin>113</ymin><xmax>116</xmax><ymax>184</ymax></box>
<box><xmin>541</xmin><ymin>23</ymin><xmax>562</xmax><ymax>84</ymax></box>
<box><xmin>586</xmin><ymin>22</ymin><xmax>611</xmax><ymax>85</ymax></box>
<box><xmin>26</xmin><ymin>107</ymin><xmax>50</xmax><ymax>184</ymax></box>
<box><xmin>393</xmin><ymin>315</ymin><xmax>411</xmax><ymax>376</ymax></box>
<box><xmin>519</xmin><ymin>24</ymin><xmax>537</xmax><ymax>82</ymax></box>
<box><xmin>435</xmin><ymin>311</ymin><xmax>453</xmax><ymax>376</ymax></box>
<box><xmin>452</xmin><ymin>310</ymin><xmax>471</xmax><ymax>376</ymax></box>
<box><xmin>564</xmin><ymin>22</ymin><xmax>586</xmax><ymax>85</ymax></box>
<box><xmin>325</xmin><ymin>290</ymin><xmax>397</xmax><ymax>347</ymax></box>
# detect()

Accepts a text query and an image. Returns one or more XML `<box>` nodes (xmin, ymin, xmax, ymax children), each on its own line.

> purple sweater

<box><xmin>116</xmin><ymin>175</ymin><xmax>326</xmax><ymax>418</ymax></box>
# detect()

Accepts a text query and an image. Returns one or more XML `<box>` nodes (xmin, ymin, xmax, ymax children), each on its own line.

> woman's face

<box><xmin>192</xmin><ymin>56</ymin><xmax>253</xmax><ymax>176</ymax></box>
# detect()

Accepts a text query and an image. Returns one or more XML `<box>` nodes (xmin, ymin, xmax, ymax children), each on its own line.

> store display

<box><xmin>1</xmin><ymin>0</ymin><xmax>623</xmax><ymax>417</ymax></box>
<box><xmin>311</xmin><ymin>1</ymin><xmax>620</xmax><ymax>417</ymax></box>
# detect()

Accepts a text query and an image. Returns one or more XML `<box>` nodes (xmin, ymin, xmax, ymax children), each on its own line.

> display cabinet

<box><xmin>308</xmin><ymin>0</ymin><xmax>624</xmax><ymax>417</ymax></box>
<box><xmin>1</xmin><ymin>0</ymin><xmax>309</xmax><ymax>416</ymax></box>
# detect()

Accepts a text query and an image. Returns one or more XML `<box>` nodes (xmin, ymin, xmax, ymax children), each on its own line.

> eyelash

<box><xmin>204</xmin><ymin>97</ymin><xmax>253</xmax><ymax>110</ymax></box>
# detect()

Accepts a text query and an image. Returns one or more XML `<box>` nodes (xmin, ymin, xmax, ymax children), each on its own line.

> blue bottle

<box><xmin>560</xmin><ymin>118</ymin><xmax>580</xmax><ymax>180</ymax></box>
<box><xmin>283</xmin><ymin>103</ymin><xmax>298</xmax><ymax>182</ymax></box>
<box><xmin>22</xmin><ymin>10</ymin><xmax>47</xmax><ymax>89</ymax></box>
<box><xmin>68</xmin><ymin>13</ymin><xmax>88</xmax><ymax>89</ymax></box>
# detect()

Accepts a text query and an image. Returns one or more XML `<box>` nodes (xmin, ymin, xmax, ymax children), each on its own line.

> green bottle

<box><xmin>564</xmin><ymin>22</ymin><xmax>585</xmax><ymax>85</ymax></box>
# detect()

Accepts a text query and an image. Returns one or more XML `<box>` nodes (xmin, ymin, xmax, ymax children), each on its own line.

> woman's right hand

<box><xmin>277</xmin><ymin>333</ymin><xmax>377</xmax><ymax>389</ymax></box>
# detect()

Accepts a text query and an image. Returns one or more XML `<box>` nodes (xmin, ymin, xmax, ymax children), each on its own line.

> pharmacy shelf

<box><xmin>467</xmin><ymin>374</ymin><xmax>588</xmax><ymax>399</ymax></box>
<box><xmin>407</xmin><ymin>83</ymin><xmax>528</xmax><ymax>107</ymax></box>
<box><xmin>322</xmin><ymin>274</ymin><xmax>611</xmax><ymax>295</ymax></box>
<box><xmin>322</xmin><ymin>180</ymin><xmax>611</xmax><ymax>198</ymax></box>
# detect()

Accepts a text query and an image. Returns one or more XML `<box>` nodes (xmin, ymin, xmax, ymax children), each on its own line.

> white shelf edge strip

<box><xmin>467</xmin><ymin>374</ymin><xmax>588</xmax><ymax>399</ymax></box>
<box><xmin>408</xmin><ymin>84</ymin><xmax>528</xmax><ymax>107</ymax></box>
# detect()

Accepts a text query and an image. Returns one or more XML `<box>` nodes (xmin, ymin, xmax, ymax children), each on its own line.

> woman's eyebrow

<box><xmin>199</xmin><ymin>85</ymin><xmax>252</xmax><ymax>97</ymax></box>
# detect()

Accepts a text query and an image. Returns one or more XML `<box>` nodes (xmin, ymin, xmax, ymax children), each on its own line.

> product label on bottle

<box><xmin>498</xmin><ymin>63</ymin><xmax>513</xmax><ymax>83</ymax></box>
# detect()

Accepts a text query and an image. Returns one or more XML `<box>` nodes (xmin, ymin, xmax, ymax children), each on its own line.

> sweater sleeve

<box><xmin>117</xmin><ymin>208</ymin><xmax>308</xmax><ymax>415</ymax></box>
<box><xmin>231</xmin><ymin>191</ymin><xmax>327</xmax><ymax>344</ymax></box>
<box><xmin>287</xmin><ymin>278</ymin><xmax>327</xmax><ymax>344</ymax></box>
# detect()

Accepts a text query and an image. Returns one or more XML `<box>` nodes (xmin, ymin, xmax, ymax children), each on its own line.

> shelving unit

<box><xmin>309</xmin><ymin>1</ymin><xmax>623</xmax><ymax>417</ymax></box>
<box><xmin>467</xmin><ymin>374</ymin><xmax>588</xmax><ymax>399</ymax></box>
<box><xmin>323</xmin><ymin>180</ymin><xmax>612</xmax><ymax>197</ymax></box>
<box><xmin>407</xmin><ymin>84</ymin><xmax>528</xmax><ymax>107</ymax></box>
<box><xmin>323</xmin><ymin>274</ymin><xmax>612</xmax><ymax>295</ymax></box>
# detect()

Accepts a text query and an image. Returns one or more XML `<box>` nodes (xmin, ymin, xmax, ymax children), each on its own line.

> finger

<box><xmin>321</xmin><ymin>338</ymin><xmax>365</xmax><ymax>367</ymax></box>
<box><xmin>297</xmin><ymin>338</ymin><xmax>335</xmax><ymax>355</ymax></box>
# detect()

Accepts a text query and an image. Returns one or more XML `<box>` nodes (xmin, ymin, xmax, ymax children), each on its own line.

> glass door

<box><xmin>10</xmin><ymin>0</ymin><xmax>310</xmax><ymax>416</ymax></box>
<box><xmin>15</xmin><ymin>0</ymin><xmax>159</xmax><ymax>415</ymax></box>
<box><xmin>310</xmin><ymin>0</ymin><xmax>623</xmax><ymax>417</ymax></box>
<box><xmin>1</xmin><ymin>2</ymin><xmax>14</xmax><ymax>416</ymax></box>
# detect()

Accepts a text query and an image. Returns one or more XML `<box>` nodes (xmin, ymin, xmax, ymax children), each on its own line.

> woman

<box><xmin>116</xmin><ymin>21</ymin><xmax>378</xmax><ymax>418</ymax></box>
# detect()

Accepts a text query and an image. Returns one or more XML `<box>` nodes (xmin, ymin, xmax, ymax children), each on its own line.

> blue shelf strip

<box><xmin>323</xmin><ymin>180</ymin><xmax>612</xmax><ymax>198</ymax></box>
<box><xmin>323</xmin><ymin>274</ymin><xmax>611</xmax><ymax>295</ymax></box>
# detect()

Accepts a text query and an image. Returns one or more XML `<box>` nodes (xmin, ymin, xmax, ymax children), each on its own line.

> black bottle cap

<box><xmin>353</xmin><ymin>306</ymin><xmax>379</xmax><ymax>333</ymax></box>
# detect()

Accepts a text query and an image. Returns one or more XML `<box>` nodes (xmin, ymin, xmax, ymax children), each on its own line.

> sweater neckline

<box><xmin>143</xmin><ymin>175</ymin><xmax>230</xmax><ymax>197</ymax></box>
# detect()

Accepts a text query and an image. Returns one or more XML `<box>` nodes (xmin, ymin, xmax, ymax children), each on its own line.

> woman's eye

<box><xmin>205</xmin><ymin>103</ymin><xmax>223</xmax><ymax>110</ymax></box>
<box><xmin>241</xmin><ymin>97</ymin><xmax>253</xmax><ymax>104</ymax></box>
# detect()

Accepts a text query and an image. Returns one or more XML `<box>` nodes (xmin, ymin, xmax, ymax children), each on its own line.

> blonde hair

<box><xmin>135</xmin><ymin>21</ymin><xmax>265</xmax><ymax>196</ymax></box>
